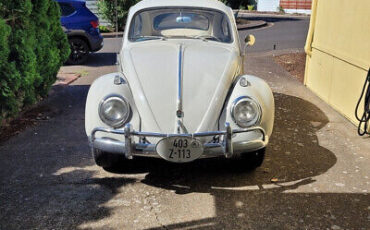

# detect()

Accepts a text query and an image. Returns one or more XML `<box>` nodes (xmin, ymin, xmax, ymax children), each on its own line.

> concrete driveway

<box><xmin>0</xmin><ymin>16</ymin><xmax>369</xmax><ymax>230</ymax></box>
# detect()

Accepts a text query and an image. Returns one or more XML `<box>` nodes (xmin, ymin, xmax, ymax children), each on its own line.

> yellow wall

<box><xmin>304</xmin><ymin>0</ymin><xmax>370</xmax><ymax>124</ymax></box>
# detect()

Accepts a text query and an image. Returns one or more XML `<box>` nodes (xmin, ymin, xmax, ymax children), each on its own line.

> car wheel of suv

<box><xmin>231</xmin><ymin>148</ymin><xmax>266</xmax><ymax>171</ymax></box>
<box><xmin>67</xmin><ymin>38</ymin><xmax>89</xmax><ymax>65</ymax></box>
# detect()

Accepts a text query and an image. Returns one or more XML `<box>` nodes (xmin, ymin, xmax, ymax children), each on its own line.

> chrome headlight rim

<box><xmin>231</xmin><ymin>96</ymin><xmax>262</xmax><ymax>128</ymax></box>
<box><xmin>99</xmin><ymin>94</ymin><xmax>131</xmax><ymax>128</ymax></box>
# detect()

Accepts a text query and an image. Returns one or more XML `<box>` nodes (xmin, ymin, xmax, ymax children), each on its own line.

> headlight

<box><xmin>99</xmin><ymin>95</ymin><xmax>131</xmax><ymax>128</ymax></box>
<box><xmin>231</xmin><ymin>96</ymin><xmax>261</xmax><ymax>128</ymax></box>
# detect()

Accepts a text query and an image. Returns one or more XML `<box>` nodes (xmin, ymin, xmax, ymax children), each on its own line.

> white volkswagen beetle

<box><xmin>85</xmin><ymin>0</ymin><xmax>274</xmax><ymax>170</ymax></box>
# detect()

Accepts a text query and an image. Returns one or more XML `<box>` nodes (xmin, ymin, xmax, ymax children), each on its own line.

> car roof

<box><xmin>130</xmin><ymin>0</ymin><xmax>233</xmax><ymax>15</ymax></box>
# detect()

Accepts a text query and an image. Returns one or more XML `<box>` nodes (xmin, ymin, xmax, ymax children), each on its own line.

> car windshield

<box><xmin>129</xmin><ymin>8</ymin><xmax>233</xmax><ymax>43</ymax></box>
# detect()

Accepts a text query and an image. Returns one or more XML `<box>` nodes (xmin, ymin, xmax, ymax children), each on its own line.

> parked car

<box><xmin>57</xmin><ymin>0</ymin><xmax>103</xmax><ymax>64</ymax></box>
<box><xmin>85</xmin><ymin>0</ymin><xmax>275</xmax><ymax>170</ymax></box>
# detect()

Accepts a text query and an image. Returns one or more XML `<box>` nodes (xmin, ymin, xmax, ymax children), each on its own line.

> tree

<box><xmin>221</xmin><ymin>0</ymin><xmax>255</xmax><ymax>9</ymax></box>
<box><xmin>97</xmin><ymin>0</ymin><xmax>140</xmax><ymax>31</ymax></box>
<box><xmin>0</xmin><ymin>0</ymin><xmax>70</xmax><ymax>123</ymax></box>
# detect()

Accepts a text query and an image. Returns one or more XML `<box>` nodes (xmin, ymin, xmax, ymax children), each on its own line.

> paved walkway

<box><xmin>0</xmin><ymin>45</ymin><xmax>369</xmax><ymax>229</ymax></box>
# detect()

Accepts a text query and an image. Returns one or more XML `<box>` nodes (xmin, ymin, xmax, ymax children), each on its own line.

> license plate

<box><xmin>156</xmin><ymin>136</ymin><xmax>203</xmax><ymax>163</ymax></box>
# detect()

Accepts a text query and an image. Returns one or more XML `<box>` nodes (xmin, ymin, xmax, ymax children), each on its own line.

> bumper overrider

<box><xmin>90</xmin><ymin>122</ymin><xmax>267</xmax><ymax>162</ymax></box>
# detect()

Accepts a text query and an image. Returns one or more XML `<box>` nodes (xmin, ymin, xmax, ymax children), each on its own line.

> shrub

<box><xmin>278</xmin><ymin>5</ymin><xmax>285</xmax><ymax>13</ymax></box>
<box><xmin>99</xmin><ymin>25</ymin><xmax>113</xmax><ymax>33</ymax></box>
<box><xmin>220</xmin><ymin>0</ymin><xmax>256</xmax><ymax>9</ymax></box>
<box><xmin>97</xmin><ymin>0</ymin><xmax>140</xmax><ymax>31</ymax></box>
<box><xmin>0</xmin><ymin>0</ymin><xmax>70</xmax><ymax>124</ymax></box>
<box><xmin>0</xmin><ymin>18</ymin><xmax>21</xmax><ymax>121</ymax></box>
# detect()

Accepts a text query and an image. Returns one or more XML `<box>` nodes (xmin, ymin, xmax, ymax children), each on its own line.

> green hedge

<box><xmin>0</xmin><ymin>0</ymin><xmax>70</xmax><ymax>124</ymax></box>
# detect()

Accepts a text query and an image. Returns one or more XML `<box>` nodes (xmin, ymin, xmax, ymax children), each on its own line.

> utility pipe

<box><xmin>304</xmin><ymin>0</ymin><xmax>318</xmax><ymax>57</ymax></box>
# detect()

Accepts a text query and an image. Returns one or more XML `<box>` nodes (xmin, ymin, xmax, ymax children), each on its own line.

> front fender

<box><xmin>221</xmin><ymin>75</ymin><xmax>275</xmax><ymax>143</ymax></box>
<box><xmin>85</xmin><ymin>72</ymin><xmax>140</xmax><ymax>142</ymax></box>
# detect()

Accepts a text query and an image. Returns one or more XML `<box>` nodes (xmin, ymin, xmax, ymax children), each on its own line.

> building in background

<box><xmin>304</xmin><ymin>0</ymin><xmax>370</xmax><ymax>127</ymax></box>
<box><xmin>86</xmin><ymin>0</ymin><xmax>312</xmax><ymax>24</ymax></box>
<box><xmin>257</xmin><ymin>0</ymin><xmax>280</xmax><ymax>12</ymax></box>
<box><xmin>257</xmin><ymin>0</ymin><xmax>312</xmax><ymax>14</ymax></box>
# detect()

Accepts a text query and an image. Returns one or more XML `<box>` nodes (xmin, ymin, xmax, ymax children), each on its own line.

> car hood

<box><xmin>123</xmin><ymin>41</ymin><xmax>239</xmax><ymax>134</ymax></box>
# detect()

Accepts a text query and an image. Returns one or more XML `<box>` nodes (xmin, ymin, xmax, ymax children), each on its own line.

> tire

<box><xmin>93</xmin><ymin>149</ymin><xmax>124</xmax><ymax>169</ymax></box>
<box><xmin>231</xmin><ymin>148</ymin><xmax>266</xmax><ymax>172</ymax></box>
<box><xmin>66</xmin><ymin>38</ymin><xmax>89</xmax><ymax>65</ymax></box>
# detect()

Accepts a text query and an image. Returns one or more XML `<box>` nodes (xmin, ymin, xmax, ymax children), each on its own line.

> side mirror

<box><xmin>245</xmin><ymin>34</ymin><xmax>256</xmax><ymax>47</ymax></box>
<box><xmin>243</xmin><ymin>34</ymin><xmax>255</xmax><ymax>57</ymax></box>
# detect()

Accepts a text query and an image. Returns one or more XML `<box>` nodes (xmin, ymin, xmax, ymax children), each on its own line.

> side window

<box><xmin>130</xmin><ymin>14</ymin><xmax>143</xmax><ymax>38</ymax></box>
<box><xmin>221</xmin><ymin>15</ymin><xmax>229</xmax><ymax>37</ymax></box>
<box><xmin>59</xmin><ymin>3</ymin><xmax>75</xmax><ymax>17</ymax></box>
<box><xmin>221</xmin><ymin>15</ymin><xmax>231</xmax><ymax>42</ymax></box>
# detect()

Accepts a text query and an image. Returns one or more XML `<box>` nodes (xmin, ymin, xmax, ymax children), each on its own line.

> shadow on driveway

<box><xmin>84</xmin><ymin>52</ymin><xmax>117</xmax><ymax>67</ymax></box>
<box><xmin>106</xmin><ymin>94</ymin><xmax>366</xmax><ymax>229</ymax></box>
<box><xmin>0</xmin><ymin>85</ymin><xmax>134</xmax><ymax>229</ymax></box>
<box><xmin>244</xmin><ymin>16</ymin><xmax>303</xmax><ymax>23</ymax></box>
<box><xmin>1</xmin><ymin>87</ymin><xmax>366</xmax><ymax>229</ymax></box>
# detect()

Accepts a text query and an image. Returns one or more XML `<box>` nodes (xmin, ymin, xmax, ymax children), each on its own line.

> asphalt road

<box><xmin>1</xmin><ymin>16</ymin><xmax>369</xmax><ymax>230</ymax></box>
<box><xmin>61</xmin><ymin>15</ymin><xmax>310</xmax><ymax>81</ymax></box>
<box><xmin>239</xmin><ymin>15</ymin><xmax>309</xmax><ymax>52</ymax></box>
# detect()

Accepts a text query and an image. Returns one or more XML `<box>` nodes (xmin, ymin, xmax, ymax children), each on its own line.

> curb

<box><xmin>237</xmin><ymin>20</ymin><xmax>267</xmax><ymax>30</ymax></box>
<box><xmin>236</xmin><ymin>11</ymin><xmax>310</xmax><ymax>19</ymax></box>
<box><xmin>102</xmin><ymin>32</ymin><xmax>123</xmax><ymax>38</ymax></box>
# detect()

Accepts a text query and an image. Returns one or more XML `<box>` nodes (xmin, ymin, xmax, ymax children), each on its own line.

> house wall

<box><xmin>257</xmin><ymin>0</ymin><xmax>280</xmax><ymax>12</ymax></box>
<box><xmin>257</xmin><ymin>0</ymin><xmax>311</xmax><ymax>13</ymax></box>
<box><xmin>280</xmin><ymin>0</ymin><xmax>311</xmax><ymax>10</ymax></box>
<box><xmin>304</xmin><ymin>0</ymin><xmax>370</xmax><ymax>125</ymax></box>
<box><xmin>282</xmin><ymin>0</ymin><xmax>312</xmax><ymax>15</ymax></box>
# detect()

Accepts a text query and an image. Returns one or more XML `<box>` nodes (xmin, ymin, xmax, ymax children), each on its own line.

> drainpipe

<box><xmin>304</xmin><ymin>0</ymin><xmax>318</xmax><ymax>57</ymax></box>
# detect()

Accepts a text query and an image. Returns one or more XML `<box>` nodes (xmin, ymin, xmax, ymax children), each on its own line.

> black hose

<box><xmin>355</xmin><ymin>69</ymin><xmax>370</xmax><ymax>136</ymax></box>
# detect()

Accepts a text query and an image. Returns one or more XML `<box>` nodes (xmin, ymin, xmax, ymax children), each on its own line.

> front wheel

<box><xmin>67</xmin><ymin>38</ymin><xmax>89</xmax><ymax>65</ymax></box>
<box><xmin>231</xmin><ymin>148</ymin><xmax>266</xmax><ymax>172</ymax></box>
<box><xmin>93</xmin><ymin>149</ymin><xmax>125</xmax><ymax>169</ymax></box>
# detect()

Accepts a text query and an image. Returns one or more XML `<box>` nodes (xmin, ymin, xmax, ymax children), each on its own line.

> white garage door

<box><xmin>257</xmin><ymin>0</ymin><xmax>281</xmax><ymax>12</ymax></box>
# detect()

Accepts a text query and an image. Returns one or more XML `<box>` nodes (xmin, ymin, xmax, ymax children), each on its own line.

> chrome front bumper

<box><xmin>90</xmin><ymin>123</ymin><xmax>268</xmax><ymax>160</ymax></box>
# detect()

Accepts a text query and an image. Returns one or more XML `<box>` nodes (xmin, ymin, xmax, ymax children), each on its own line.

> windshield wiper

<box><xmin>165</xmin><ymin>35</ymin><xmax>221</xmax><ymax>42</ymax></box>
<box><xmin>192</xmin><ymin>35</ymin><xmax>221</xmax><ymax>42</ymax></box>
<box><xmin>166</xmin><ymin>35</ymin><xmax>199</xmax><ymax>40</ymax></box>
<box><xmin>130</xmin><ymin>35</ymin><xmax>166</xmax><ymax>41</ymax></box>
